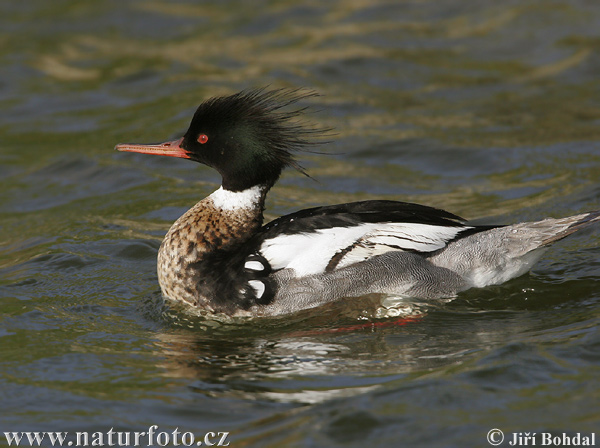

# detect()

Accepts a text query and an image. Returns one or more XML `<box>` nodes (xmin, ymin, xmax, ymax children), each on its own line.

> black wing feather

<box><xmin>258</xmin><ymin>200</ymin><xmax>467</xmax><ymax>238</ymax></box>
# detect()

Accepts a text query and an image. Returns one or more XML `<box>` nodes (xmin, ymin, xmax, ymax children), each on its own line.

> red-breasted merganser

<box><xmin>116</xmin><ymin>88</ymin><xmax>600</xmax><ymax>317</ymax></box>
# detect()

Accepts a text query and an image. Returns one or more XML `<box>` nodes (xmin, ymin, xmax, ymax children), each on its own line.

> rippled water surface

<box><xmin>1</xmin><ymin>1</ymin><xmax>599</xmax><ymax>447</ymax></box>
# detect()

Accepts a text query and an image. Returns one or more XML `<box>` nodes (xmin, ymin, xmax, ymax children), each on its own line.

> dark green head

<box><xmin>117</xmin><ymin>88</ymin><xmax>324</xmax><ymax>192</ymax></box>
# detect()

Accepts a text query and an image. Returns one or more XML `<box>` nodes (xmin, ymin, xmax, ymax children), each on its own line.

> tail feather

<box><xmin>539</xmin><ymin>210</ymin><xmax>600</xmax><ymax>246</ymax></box>
<box><xmin>430</xmin><ymin>210</ymin><xmax>600</xmax><ymax>289</ymax></box>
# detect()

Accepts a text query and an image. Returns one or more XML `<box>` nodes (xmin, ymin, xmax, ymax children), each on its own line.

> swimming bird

<box><xmin>116</xmin><ymin>88</ymin><xmax>599</xmax><ymax>317</ymax></box>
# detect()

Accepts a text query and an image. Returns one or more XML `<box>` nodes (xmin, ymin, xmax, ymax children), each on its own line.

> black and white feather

<box><xmin>236</xmin><ymin>200</ymin><xmax>493</xmax><ymax>304</ymax></box>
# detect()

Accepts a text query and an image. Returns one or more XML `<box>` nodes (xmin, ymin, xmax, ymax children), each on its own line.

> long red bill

<box><xmin>115</xmin><ymin>137</ymin><xmax>190</xmax><ymax>159</ymax></box>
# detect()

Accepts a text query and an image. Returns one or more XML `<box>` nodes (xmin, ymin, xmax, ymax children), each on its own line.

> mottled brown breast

<box><xmin>156</xmin><ymin>196</ymin><xmax>263</xmax><ymax>310</ymax></box>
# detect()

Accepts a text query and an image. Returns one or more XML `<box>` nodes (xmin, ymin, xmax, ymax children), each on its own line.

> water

<box><xmin>1</xmin><ymin>1</ymin><xmax>599</xmax><ymax>447</ymax></box>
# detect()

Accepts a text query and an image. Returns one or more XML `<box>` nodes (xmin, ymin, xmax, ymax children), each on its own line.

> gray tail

<box><xmin>541</xmin><ymin>210</ymin><xmax>600</xmax><ymax>246</ymax></box>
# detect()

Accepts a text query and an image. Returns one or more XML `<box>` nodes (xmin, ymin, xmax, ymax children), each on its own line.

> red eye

<box><xmin>197</xmin><ymin>134</ymin><xmax>208</xmax><ymax>144</ymax></box>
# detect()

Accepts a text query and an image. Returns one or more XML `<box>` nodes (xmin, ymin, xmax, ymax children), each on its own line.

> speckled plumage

<box><xmin>157</xmin><ymin>188</ymin><xmax>266</xmax><ymax>312</ymax></box>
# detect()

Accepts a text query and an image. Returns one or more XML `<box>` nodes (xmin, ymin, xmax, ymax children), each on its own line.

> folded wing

<box><xmin>250</xmin><ymin>200</ymin><xmax>475</xmax><ymax>276</ymax></box>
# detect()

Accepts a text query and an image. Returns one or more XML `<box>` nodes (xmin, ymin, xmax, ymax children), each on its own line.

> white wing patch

<box><xmin>259</xmin><ymin>223</ymin><xmax>469</xmax><ymax>277</ymax></box>
<box><xmin>244</xmin><ymin>260</ymin><xmax>265</xmax><ymax>271</ymax></box>
<box><xmin>248</xmin><ymin>280</ymin><xmax>266</xmax><ymax>298</ymax></box>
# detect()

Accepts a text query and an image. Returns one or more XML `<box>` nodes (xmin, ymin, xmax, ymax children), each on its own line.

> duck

<box><xmin>116</xmin><ymin>88</ymin><xmax>600</xmax><ymax>317</ymax></box>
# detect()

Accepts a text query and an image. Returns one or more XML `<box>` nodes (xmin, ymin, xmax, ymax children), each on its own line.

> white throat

<box><xmin>208</xmin><ymin>185</ymin><xmax>265</xmax><ymax>211</ymax></box>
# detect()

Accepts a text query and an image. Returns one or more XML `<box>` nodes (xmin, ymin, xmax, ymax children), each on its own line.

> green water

<box><xmin>1</xmin><ymin>1</ymin><xmax>599</xmax><ymax>447</ymax></box>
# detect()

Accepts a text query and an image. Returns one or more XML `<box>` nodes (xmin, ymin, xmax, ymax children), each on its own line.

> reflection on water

<box><xmin>151</xmin><ymin>293</ymin><xmax>550</xmax><ymax>405</ymax></box>
<box><xmin>6</xmin><ymin>1</ymin><xmax>600</xmax><ymax>149</ymax></box>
